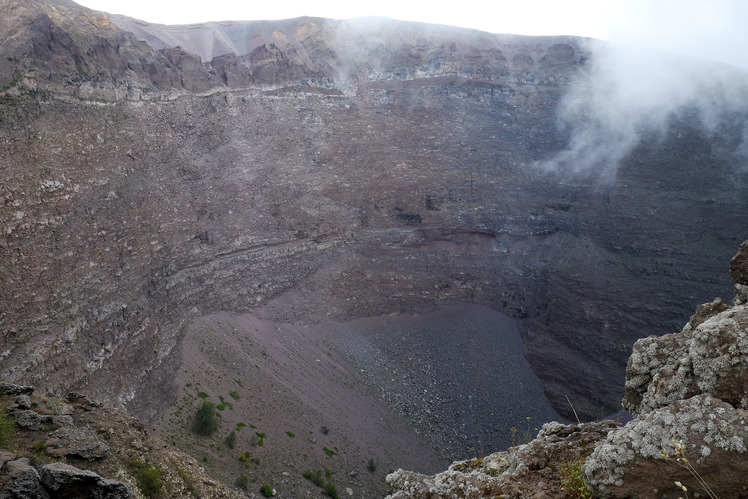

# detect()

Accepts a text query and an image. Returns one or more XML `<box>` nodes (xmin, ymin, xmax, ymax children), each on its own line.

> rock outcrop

<box><xmin>388</xmin><ymin>241</ymin><xmax>748</xmax><ymax>498</ymax></box>
<box><xmin>584</xmin><ymin>394</ymin><xmax>748</xmax><ymax>498</ymax></box>
<box><xmin>387</xmin><ymin>420</ymin><xmax>618</xmax><ymax>498</ymax></box>
<box><xmin>0</xmin><ymin>383</ymin><xmax>242</xmax><ymax>499</ymax></box>
<box><xmin>581</xmin><ymin>242</ymin><xmax>748</xmax><ymax>498</ymax></box>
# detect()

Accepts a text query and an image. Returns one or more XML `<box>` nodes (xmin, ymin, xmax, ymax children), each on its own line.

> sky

<box><xmin>74</xmin><ymin>0</ymin><xmax>748</xmax><ymax>69</ymax></box>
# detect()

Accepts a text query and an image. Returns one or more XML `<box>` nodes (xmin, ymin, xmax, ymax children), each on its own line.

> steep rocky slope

<box><xmin>387</xmin><ymin>241</ymin><xmax>748</xmax><ymax>498</ymax></box>
<box><xmin>0</xmin><ymin>382</ymin><xmax>243</xmax><ymax>498</ymax></box>
<box><xmin>1</xmin><ymin>0</ymin><xmax>748</xmax><ymax>487</ymax></box>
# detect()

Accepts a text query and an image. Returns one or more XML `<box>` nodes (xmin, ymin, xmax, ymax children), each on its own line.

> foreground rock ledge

<box><xmin>386</xmin><ymin>421</ymin><xmax>617</xmax><ymax>498</ymax></box>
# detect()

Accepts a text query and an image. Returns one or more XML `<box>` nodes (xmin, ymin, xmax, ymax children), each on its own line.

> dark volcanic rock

<box><xmin>39</xmin><ymin>462</ymin><xmax>130</xmax><ymax>499</ymax></box>
<box><xmin>44</xmin><ymin>426</ymin><xmax>110</xmax><ymax>460</ymax></box>
<box><xmin>0</xmin><ymin>385</ymin><xmax>34</xmax><ymax>396</ymax></box>
<box><xmin>0</xmin><ymin>385</ymin><xmax>242</xmax><ymax>499</ymax></box>
<box><xmin>0</xmin><ymin>459</ymin><xmax>42</xmax><ymax>499</ymax></box>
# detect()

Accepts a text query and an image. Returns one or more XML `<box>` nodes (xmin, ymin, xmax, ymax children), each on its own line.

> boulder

<box><xmin>65</xmin><ymin>392</ymin><xmax>101</xmax><ymax>409</ymax></box>
<box><xmin>44</xmin><ymin>426</ymin><xmax>110</xmax><ymax>460</ymax></box>
<box><xmin>52</xmin><ymin>415</ymin><xmax>75</xmax><ymax>428</ymax></box>
<box><xmin>13</xmin><ymin>395</ymin><xmax>31</xmax><ymax>410</ymax></box>
<box><xmin>12</xmin><ymin>410</ymin><xmax>47</xmax><ymax>431</ymax></box>
<box><xmin>0</xmin><ymin>384</ymin><xmax>34</xmax><ymax>396</ymax></box>
<box><xmin>0</xmin><ymin>458</ymin><xmax>41</xmax><ymax>499</ymax></box>
<box><xmin>39</xmin><ymin>462</ymin><xmax>130</xmax><ymax>498</ymax></box>
<box><xmin>623</xmin><ymin>303</ymin><xmax>748</xmax><ymax>416</ymax></box>
<box><xmin>584</xmin><ymin>394</ymin><xmax>748</xmax><ymax>498</ymax></box>
<box><xmin>687</xmin><ymin>296</ymin><xmax>728</xmax><ymax>329</ymax></box>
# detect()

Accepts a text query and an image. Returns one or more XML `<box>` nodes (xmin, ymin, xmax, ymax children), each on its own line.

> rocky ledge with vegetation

<box><xmin>0</xmin><ymin>385</ymin><xmax>242</xmax><ymax>498</ymax></box>
<box><xmin>386</xmin><ymin>240</ymin><xmax>748</xmax><ymax>498</ymax></box>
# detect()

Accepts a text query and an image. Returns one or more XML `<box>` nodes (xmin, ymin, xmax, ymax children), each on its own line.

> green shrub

<box><xmin>303</xmin><ymin>469</ymin><xmax>337</xmax><ymax>498</ymax></box>
<box><xmin>259</xmin><ymin>484</ymin><xmax>273</xmax><ymax>497</ymax></box>
<box><xmin>197</xmin><ymin>391</ymin><xmax>209</xmax><ymax>399</ymax></box>
<box><xmin>216</xmin><ymin>396</ymin><xmax>232</xmax><ymax>411</ymax></box>
<box><xmin>229</xmin><ymin>390</ymin><xmax>240</xmax><ymax>400</ymax></box>
<box><xmin>302</xmin><ymin>469</ymin><xmax>325</xmax><ymax>487</ymax></box>
<box><xmin>323</xmin><ymin>482</ymin><xmax>339</xmax><ymax>499</ymax></box>
<box><xmin>235</xmin><ymin>474</ymin><xmax>249</xmax><ymax>490</ymax></box>
<box><xmin>192</xmin><ymin>402</ymin><xmax>218</xmax><ymax>436</ymax></box>
<box><xmin>560</xmin><ymin>460</ymin><xmax>596</xmax><ymax>499</ymax></box>
<box><xmin>368</xmin><ymin>458</ymin><xmax>377</xmax><ymax>472</ymax></box>
<box><xmin>285</xmin><ymin>431</ymin><xmax>295</xmax><ymax>438</ymax></box>
<box><xmin>251</xmin><ymin>432</ymin><xmax>266</xmax><ymax>446</ymax></box>
<box><xmin>323</xmin><ymin>447</ymin><xmax>336</xmax><ymax>458</ymax></box>
<box><xmin>134</xmin><ymin>465</ymin><xmax>164</xmax><ymax>498</ymax></box>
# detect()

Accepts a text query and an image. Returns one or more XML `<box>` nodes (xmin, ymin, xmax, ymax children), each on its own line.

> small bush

<box><xmin>560</xmin><ymin>460</ymin><xmax>596</xmax><ymax>499</ymax></box>
<box><xmin>303</xmin><ymin>469</ymin><xmax>337</xmax><ymax>498</ymax></box>
<box><xmin>133</xmin><ymin>464</ymin><xmax>164</xmax><ymax>498</ymax></box>
<box><xmin>192</xmin><ymin>402</ymin><xmax>218</xmax><ymax>436</ymax></box>
<box><xmin>216</xmin><ymin>396</ymin><xmax>232</xmax><ymax>411</ymax></box>
<box><xmin>259</xmin><ymin>484</ymin><xmax>273</xmax><ymax>497</ymax></box>
<box><xmin>197</xmin><ymin>391</ymin><xmax>209</xmax><ymax>399</ymax></box>
<box><xmin>368</xmin><ymin>458</ymin><xmax>377</xmax><ymax>472</ymax></box>
<box><xmin>303</xmin><ymin>469</ymin><xmax>325</xmax><ymax>487</ymax></box>
<box><xmin>251</xmin><ymin>432</ymin><xmax>266</xmax><ymax>446</ymax></box>
<box><xmin>229</xmin><ymin>390</ymin><xmax>240</xmax><ymax>400</ymax></box>
<box><xmin>323</xmin><ymin>447</ymin><xmax>336</xmax><ymax>458</ymax></box>
<box><xmin>323</xmin><ymin>482</ymin><xmax>339</xmax><ymax>499</ymax></box>
<box><xmin>286</xmin><ymin>431</ymin><xmax>295</xmax><ymax>438</ymax></box>
<box><xmin>235</xmin><ymin>474</ymin><xmax>249</xmax><ymax>490</ymax></box>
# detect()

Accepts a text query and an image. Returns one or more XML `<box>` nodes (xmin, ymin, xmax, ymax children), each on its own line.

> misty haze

<box><xmin>0</xmin><ymin>1</ymin><xmax>747</xmax><ymax>497</ymax></box>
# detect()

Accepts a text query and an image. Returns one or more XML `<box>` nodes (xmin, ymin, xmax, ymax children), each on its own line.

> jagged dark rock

<box><xmin>44</xmin><ymin>426</ymin><xmax>110</xmax><ymax>460</ymax></box>
<box><xmin>0</xmin><ymin>459</ymin><xmax>42</xmax><ymax>499</ymax></box>
<box><xmin>39</xmin><ymin>462</ymin><xmax>130</xmax><ymax>499</ymax></box>
<box><xmin>0</xmin><ymin>384</ymin><xmax>243</xmax><ymax>498</ymax></box>
<box><xmin>0</xmin><ymin>385</ymin><xmax>34</xmax><ymax>396</ymax></box>
<box><xmin>11</xmin><ymin>410</ymin><xmax>48</xmax><ymax>431</ymax></box>
<box><xmin>13</xmin><ymin>395</ymin><xmax>31</xmax><ymax>410</ymax></box>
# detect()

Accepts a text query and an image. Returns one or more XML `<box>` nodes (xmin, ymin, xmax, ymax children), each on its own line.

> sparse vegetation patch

<box><xmin>560</xmin><ymin>459</ymin><xmax>596</xmax><ymax>499</ymax></box>
<box><xmin>0</xmin><ymin>411</ymin><xmax>16</xmax><ymax>450</ymax></box>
